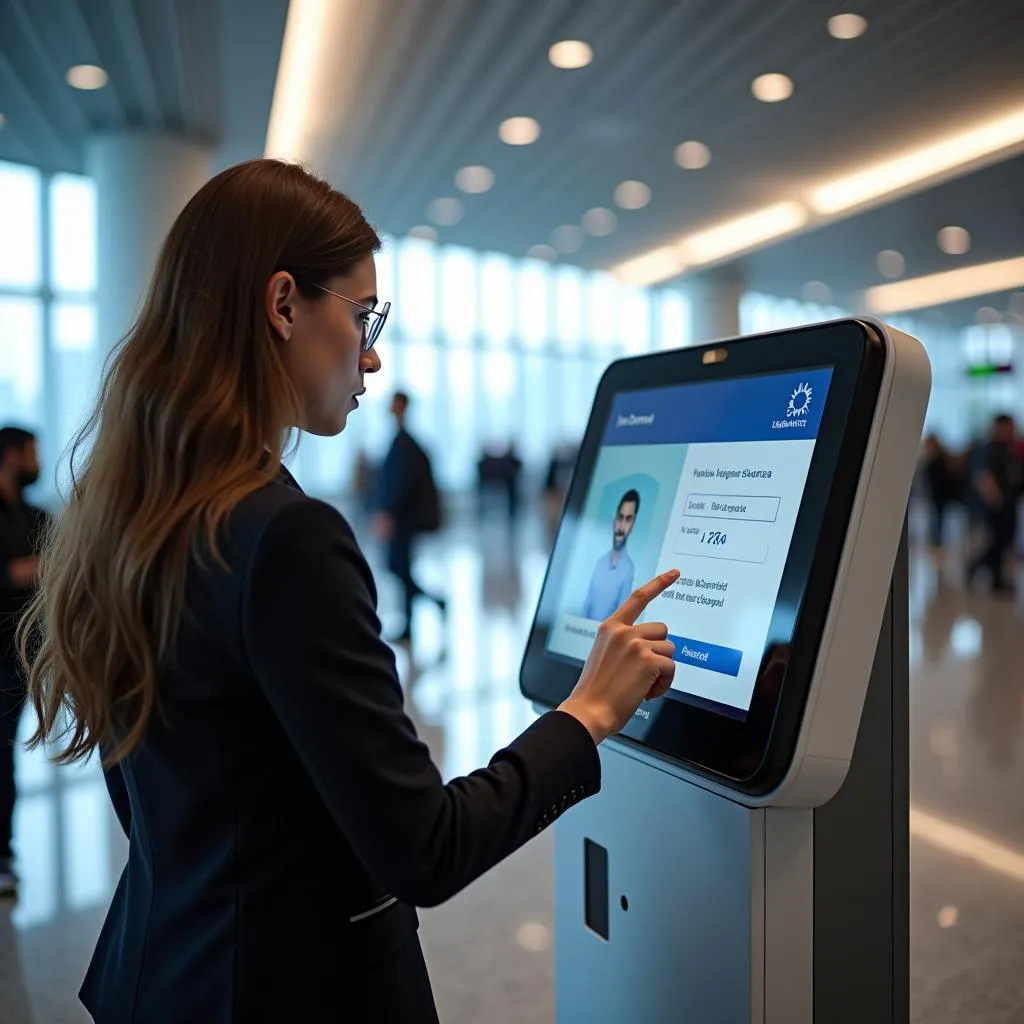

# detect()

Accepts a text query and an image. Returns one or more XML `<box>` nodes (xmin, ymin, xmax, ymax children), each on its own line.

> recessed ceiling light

<box><xmin>581</xmin><ymin>207</ymin><xmax>617</xmax><ymax>236</ymax></box>
<box><xmin>408</xmin><ymin>225</ymin><xmax>438</xmax><ymax>242</ymax></box>
<box><xmin>551</xmin><ymin>224</ymin><xmax>584</xmax><ymax>254</ymax></box>
<box><xmin>937</xmin><ymin>225</ymin><xmax>971</xmax><ymax>255</ymax></box>
<box><xmin>549</xmin><ymin>40</ymin><xmax>593</xmax><ymax>70</ymax></box>
<box><xmin>265</xmin><ymin>0</ymin><xmax>347</xmax><ymax>160</ymax></box>
<box><xmin>751</xmin><ymin>73</ymin><xmax>793</xmax><ymax>103</ymax></box>
<box><xmin>455</xmin><ymin>165</ymin><xmax>494</xmax><ymax>194</ymax></box>
<box><xmin>975</xmin><ymin>306</ymin><xmax>1002</xmax><ymax>324</ymax></box>
<box><xmin>66</xmin><ymin>64</ymin><xmax>108</xmax><ymax>90</ymax></box>
<box><xmin>499</xmin><ymin>116</ymin><xmax>541</xmax><ymax>145</ymax></box>
<box><xmin>526</xmin><ymin>244</ymin><xmax>556</xmax><ymax>261</ymax></box>
<box><xmin>877</xmin><ymin>250</ymin><xmax>905</xmax><ymax>278</ymax></box>
<box><xmin>679</xmin><ymin>201</ymin><xmax>807</xmax><ymax>265</ymax></box>
<box><xmin>674</xmin><ymin>140</ymin><xmax>711</xmax><ymax>170</ymax></box>
<box><xmin>427</xmin><ymin>197</ymin><xmax>464</xmax><ymax>226</ymax></box>
<box><xmin>613</xmin><ymin>202</ymin><xmax>806</xmax><ymax>286</ymax></box>
<box><xmin>614</xmin><ymin>246</ymin><xmax>686</xmax><ymax>286</ymax></box>
<box><xmin>811</xmin><ymin>107</ymin><xmax>1024</xmax><ymax>214</ymax></box>
<box><xmin>864</xmin><ymin>256</ymin><xmax>1024</xmax><ymax>314</ymax></box>
<box><xmin>937</xmin><ymin>906</ymin><xmax>959</xmax><ymax>929</ymax></box>
<box><xmin>828</xmin><ymin>13</ymin><xmax>868</xmax><ymax>39</ymax></box>
<box><xmin>801</xmin><ymin>281</ymin><xmax>832</xmax><ymax>304</ymax></box>
<box><xmin>614</xmin><ymin>180</ymin><xmax>651</xmax><ymax>210</ymax></box>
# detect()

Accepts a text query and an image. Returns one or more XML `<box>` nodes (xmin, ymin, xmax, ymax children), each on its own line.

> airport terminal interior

<box><xmin>2</xmin><ymin>0</ymin><xmax>1024</xmax><ymax>1021</ymax></box>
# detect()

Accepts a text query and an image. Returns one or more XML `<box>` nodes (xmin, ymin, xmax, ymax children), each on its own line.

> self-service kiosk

<box><xmin>520</xmin><ymin>319</ymin><xmax>931</xmax><ymax>1023</ymax></box>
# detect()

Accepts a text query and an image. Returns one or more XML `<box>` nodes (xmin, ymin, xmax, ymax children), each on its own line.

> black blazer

<box><xmin>80</xmin><ymin>472</ymin><xmax>600</xmax><ymax>1024</ymax></box>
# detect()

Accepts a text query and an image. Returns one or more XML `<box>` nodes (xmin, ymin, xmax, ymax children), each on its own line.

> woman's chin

<box><xmin>302</xmin><ymin>409</ymin><xmax>349</xmax><ymax>437</ymax></box>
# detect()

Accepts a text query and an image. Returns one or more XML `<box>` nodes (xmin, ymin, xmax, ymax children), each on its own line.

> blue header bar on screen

<box><xmin>601</xmin><ymin>367</ymin><xmax>834</xmax><ymax>446</ymax></box>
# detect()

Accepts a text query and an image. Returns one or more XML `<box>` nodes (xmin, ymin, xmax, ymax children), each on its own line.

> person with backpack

<box><xmin>373</xmin><ymin>392</ymin><xmax>445</xmax><ymax>642</ymax></box>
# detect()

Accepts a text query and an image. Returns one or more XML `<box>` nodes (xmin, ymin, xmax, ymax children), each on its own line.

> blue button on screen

<box><xmin>667</xmin><ymin>635</ymin><xmax>743</xmax><ymax>677</ymax></box>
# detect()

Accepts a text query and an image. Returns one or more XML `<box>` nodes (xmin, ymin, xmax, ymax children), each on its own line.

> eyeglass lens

<box><xmin>366</xmin><ymin>302</ymin><xmax>390</xmax><ymax>352</ymax></box>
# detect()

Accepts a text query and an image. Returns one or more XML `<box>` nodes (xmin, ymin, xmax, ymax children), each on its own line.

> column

<box><xmin>687</xmin><ymin>268</ymin><xmax>743</xmax><ymax>345</ymax></box>
<box><xmin>86</xmin><ymin>132</ymin><xmax>212</xmax><ymax>353</ymax></box>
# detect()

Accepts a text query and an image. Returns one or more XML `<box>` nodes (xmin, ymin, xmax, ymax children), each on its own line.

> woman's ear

<box><xmin>266</xmin><ymin>271</ymin><xmax>298</xmax><ymax>342</ymax></box>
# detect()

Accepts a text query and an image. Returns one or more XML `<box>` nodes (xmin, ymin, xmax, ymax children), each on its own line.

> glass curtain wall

<box><xmin>291</xmin><ymin>237</ymin><xmax>695</xmax><ymax>495</ymax></box>
<box><xmin>0</xmin><ymin>161</ymin><xmax>98</xmax><ymax>504</ymax></box>
<box><xmin>13</xmin><ymin>157</ymin><xmax>1018</xmax><ymax>503</ymax></box>
<box><xmin>1</xmin><ymin>159</ymin><xmax>697</xmax><ymax>502</ymax></box>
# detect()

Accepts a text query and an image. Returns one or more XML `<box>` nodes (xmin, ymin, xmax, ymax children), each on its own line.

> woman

<box><xmin>19</xmin><ymin>160</ymin><xmax>679</xmax><ymax>1024</ymax></box>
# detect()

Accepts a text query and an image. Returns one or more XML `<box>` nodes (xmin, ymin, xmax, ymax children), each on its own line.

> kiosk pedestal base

<box><xmin>554</xmin><ymin>543</ymin><xmax>908</xmax><ymax>1024</ymax></box>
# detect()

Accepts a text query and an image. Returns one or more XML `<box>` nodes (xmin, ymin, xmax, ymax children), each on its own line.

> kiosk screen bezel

<box><xmin>519</xmin><ymin>320</ymin><xmax>886</xmax><ymax>793</ymax></box>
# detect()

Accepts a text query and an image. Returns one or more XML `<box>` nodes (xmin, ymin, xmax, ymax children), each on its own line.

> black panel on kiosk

<box><xmin>520</xmin><ymin>320</ymin><xmax>886</xmax><ymax>795</ymax></box>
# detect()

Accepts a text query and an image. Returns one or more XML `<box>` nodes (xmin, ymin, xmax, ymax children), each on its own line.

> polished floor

<box><xmin>2</xmin><ymin>501</ymin><xmax>1023</xmax><ymax>1022</ymax></box>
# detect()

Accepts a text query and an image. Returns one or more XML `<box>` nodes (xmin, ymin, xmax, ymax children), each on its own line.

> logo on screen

<box><xmin>786</xmin><ymin>382</ymin><xmax>813</xmax><ymax>418</ymax></box>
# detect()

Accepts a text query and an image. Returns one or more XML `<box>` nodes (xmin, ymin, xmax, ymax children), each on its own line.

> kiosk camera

<box><xmin>521</xmin><ymin>318</ymin><xmax>930</xmax><ymax>1023</ymax></box>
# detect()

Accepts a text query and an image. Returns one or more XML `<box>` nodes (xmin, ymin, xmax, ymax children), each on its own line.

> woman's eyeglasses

<box><xmin>311</xmin><ymin>284</ymin><xmax>391</xmax><ymax>352</ymax></box>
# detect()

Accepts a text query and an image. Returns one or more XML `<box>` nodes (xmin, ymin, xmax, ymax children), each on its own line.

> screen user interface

<box><xmin>545</xmin><ymin>367</ymin><xmax>833</xmax><ymax>718</ymax></box>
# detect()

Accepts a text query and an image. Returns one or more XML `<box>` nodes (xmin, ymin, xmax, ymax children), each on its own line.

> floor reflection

<box><xmin>1</xmin><ymin>506</ymin><xmax>1023</xmax><ymax>1022</ymax></box>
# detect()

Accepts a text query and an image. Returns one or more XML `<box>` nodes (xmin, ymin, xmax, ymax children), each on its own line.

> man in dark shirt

<box><xmin>968</xmin><ymin>414</ymin><xmax>1021</xmax><ymax>595</ymax></box>
<box><xmin>373</xmin><ymin>393</ymin><xmax>445</xmax><ymax>643</ymax></box>
<box><xmin>0</xmin><ymin>426</ymin><xmax>47</xmax><ymax>896</ymax></box>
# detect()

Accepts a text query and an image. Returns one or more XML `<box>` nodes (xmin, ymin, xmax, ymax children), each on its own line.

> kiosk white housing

<box><xmin>521</xmin><ymin>318</ymin><xmax>930</xmax><ymax>1023</ymax></box>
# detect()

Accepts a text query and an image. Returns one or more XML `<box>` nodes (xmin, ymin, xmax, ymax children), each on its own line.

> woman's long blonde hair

<box><xmin>18</xmin><ymin>159</ymin><xmax>380</xmax><ymax>764</ymax></box>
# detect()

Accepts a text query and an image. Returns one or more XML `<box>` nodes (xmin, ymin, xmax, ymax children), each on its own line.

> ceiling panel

<box><xmin>0</xmin><ymin>0</ymin><xmax>1021</xmax><ymax>320</ymax></box>
<box><xmin>740</xmin><ymin>153</ymin><xmax>1024</xmax><ymax>324</ymax></box>
<box><xmin>315</xmin><ymin>0</ymin><xmax>1023</xmax><ymax>263</ymax></box>
<box><xmin>0</xmin><ymin>0</ymin><xmax>285</xmax><ymax>170</ymax></box>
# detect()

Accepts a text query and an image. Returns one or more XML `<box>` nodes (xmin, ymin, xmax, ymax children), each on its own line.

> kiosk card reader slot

<box><xmin>520</xmin><ymin>318</ymin><xmax>929</xmax><ymax>1022</ymax></box>
<box><xmin>583</xmin><ymin>838</ymin><xmax>610</xmax><ymax>940</ymax></box>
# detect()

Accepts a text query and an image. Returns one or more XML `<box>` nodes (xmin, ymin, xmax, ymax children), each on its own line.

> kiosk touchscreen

<box><xmin>521</xmin><ymin>317</ymin><xmax>930</xmax><ymax>805</ymax></box>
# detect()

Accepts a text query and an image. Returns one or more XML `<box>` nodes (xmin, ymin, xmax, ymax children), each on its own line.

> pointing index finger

<box><xmin>612</xmin><ymin>569</ymin><xmax>681</xmax><ymax>626</ymax></box>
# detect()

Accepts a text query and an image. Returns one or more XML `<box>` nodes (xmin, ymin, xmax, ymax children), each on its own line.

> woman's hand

<box><xmin>558</xmin><ymin>569</ymin><xmax>680</xmax><ymax>744</ymax></box>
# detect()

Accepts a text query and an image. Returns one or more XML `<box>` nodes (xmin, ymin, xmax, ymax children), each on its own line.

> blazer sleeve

<box><xmin>243</xmin><ymin>498</ymin><xmax>600</xmax><ymax>908</ymax></box>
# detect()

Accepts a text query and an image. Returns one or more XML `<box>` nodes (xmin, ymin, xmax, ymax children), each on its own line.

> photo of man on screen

<box><xmin>582</xmin><ymin>489</ymin><xmax>640</xmax><ymax>621</ymax></box>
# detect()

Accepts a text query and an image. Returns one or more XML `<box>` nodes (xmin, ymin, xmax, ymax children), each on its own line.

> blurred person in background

<box><xmin>476</xmin><ymin>442</ymin><xmax>523</xmax><ymax>524</ymax></box>
<box><xmin>919</xmin><ymin>433</ymin><xmax>961</xmax><ymax>552</ymax></box>
<box><xmin>542</xmin><ymin>441</ymin><xmax>578</xmax><ymax>545</ymax></box>
<box><xmin>373</xmin><ymin>391</ymin><xmax>446</xmax><ymax>643</ymax></box>
<box><xmin>0</xmin><ymin>426</ymin><xmax>47</xmax><ymax>897</ymax></box>
<box><xmin>1015</xmin><ymin>431</ymin><xmax>1024</xmax><ymax>559</ymax></box>
<box><xmin>967</xmin><ymin>413</ymin><xmax>1021</xmax><ymax>595</ymax></box>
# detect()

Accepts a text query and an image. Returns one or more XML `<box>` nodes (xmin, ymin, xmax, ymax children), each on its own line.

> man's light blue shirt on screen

<box><xmin>582</xmin><ymin>549</ymin><xmax>635</xmax><ymax>621</ymax></box>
